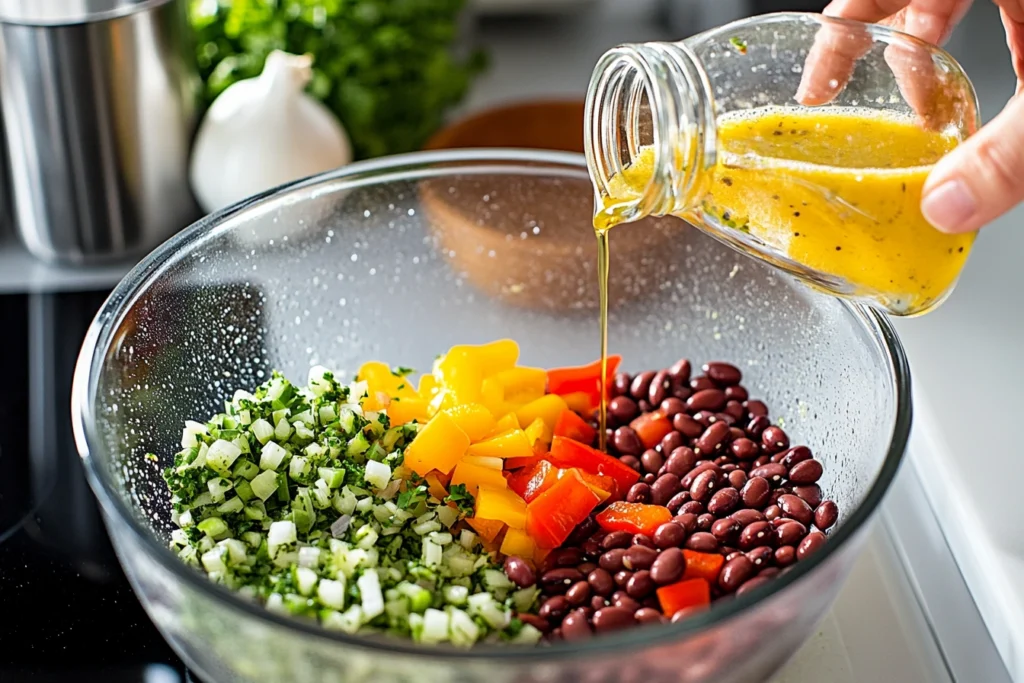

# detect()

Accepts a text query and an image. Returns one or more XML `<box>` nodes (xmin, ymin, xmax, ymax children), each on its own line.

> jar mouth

<box><xmin>584</xmin><ymin>42</ymin><xmax>717</xmax><ymax>228</ymax></box>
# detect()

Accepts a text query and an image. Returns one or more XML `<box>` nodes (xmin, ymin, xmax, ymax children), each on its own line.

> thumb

<box><xmin>921</xmin><ymin>94</ymin><xmax>1024</xmax><ymax>233</ymax></box>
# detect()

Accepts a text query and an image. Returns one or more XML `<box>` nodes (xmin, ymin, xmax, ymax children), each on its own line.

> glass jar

<box><xmin>584</xmin><ymin>12</ymin><xmax>981</xmax><ymax>316</ymax></box>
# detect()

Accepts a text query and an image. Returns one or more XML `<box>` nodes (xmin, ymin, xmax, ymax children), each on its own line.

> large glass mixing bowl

<box><xmin>72</xmin><ymin>150</ymin><xmax>910</xmax><ymax>683</ymax></box>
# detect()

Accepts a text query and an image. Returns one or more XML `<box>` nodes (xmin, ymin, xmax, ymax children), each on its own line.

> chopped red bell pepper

<box><xmin>656</xmin><ymin>578</ymin><xmax>711</xmax><ymax>615</ymax></box>
<box><xmin>553</xmin><ymin>409</ymin><xmax>597</xmax><ymax>445</ymax></box>
<box><xmin>547</xmin><ymin>436</ymin><xmax>640</xmax><ymax>496</ymax></box>
<box><xmin>546</xmin><ymin>355</ymin><xmax>622</xmax><ymax>409</ymax></box>
<box><xmin>507</xmin><ymin>459</ymin><xmax>559</xmax><ymax>503</ymax></box>
<box><xmin>503</xmin><ymin>451</ymin><xmax>547</xmax><ymax>470</ymax></box>
<box><xmin>559</xmin><ymin>467</ymin><xmax>614</xmax><ymax>500</ymax></box>
<box><xmin>630</xmin><ymin>411</ymin><xmax>674</xmax><ymax>449</ymax></box>
<box><xmin>681</xmin><ymin>550</ymin><xmax>726</xmax><ymax>583</ymax></box>
<box><xmin>526</xmin><ymin>469</ymin><xmax>602</xmax><ymax>549</ymax></box>
<box><xmin>595</xmin><ymin>501</ymin><xmax>672</xmax><ymax>537</ymax></box>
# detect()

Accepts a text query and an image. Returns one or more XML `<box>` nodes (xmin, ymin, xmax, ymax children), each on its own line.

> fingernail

<box><xmin>921</xmin><ymin>179</ymin><xmax>977</xmax><ymax>233</ymax></box>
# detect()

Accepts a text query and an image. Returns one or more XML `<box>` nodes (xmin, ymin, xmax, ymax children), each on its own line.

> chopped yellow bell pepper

<box><xmin>424</xmin><ymin>473</ymin><xmax>450</xmax><ymax>502</ymax></box>
<box><xmin>476</xmin><ymin>487</ymin><xmax>528</xmax><ymax>529</ymax></box>
<box><xmin>447</xmin><ymin>340</ymin><xmax>519</xmax><ymax>377</ymax></box>
<box><xmin>479</xmin><ymin>378</ymin><xmax>506</xmax><ymax>416</ymax></box>
<box><xmin>467</xmin><ymin>428</ymin><xmax>534</xmax><ymax>460</ymax></box>
<box><xmin>515</xmin><ymin>394</ymin><xmax>569</xmax><ymax>433</ymax></box>
<box><xmin>500</xmin><ymin>527</ymin><xmax>537</xmax><ymax>560</ymax></box>
<box><xmin>442</xmin><ymin>403</ymin><xmax>495</xmax><ymax>442</ymax></box>
<box><xmin>450</xmin><ymin>460</ymin><xmax>507</xmax><ymax>497</ymax></box>
<box><xmin>491</xmin><ymin>367</ymin><xmax>547</xmax><ymax>404</ymax></box>
<box><xmin>430</xmin><ymin>349</ymin><xmax>484</xmax><ymax>413</ymax></box>
<box><xmin>523</xmin><ymin>418</ymin><xmax>553</xmax><ymax>448</ymax></box>
<box><xmin>562</xmin><ymin>391</ymin><xmax>596</xmax><ymax>415</ymax></box>
<box><xmin>467</xmin><ymin>516</ymin><xmax>504</xmax><ymax>543</ymax></box>
<box><xmin>418</xmin><ymin>374</ymin><xmax>439</xmax><ymax>398</ymax></box>
<box><xmin>402</xmin><ymin>412</ymin><xmax>469</xmax><ymax>476</ymax></box>
<box><xmin>489</xmin><ymin>413</ymin><xmax>520</xmax><ymax>436</ymax></box>
<box><xmin>462</xmin><ymin>455</ymin><xmax>504</xmax><ymax>470</ymax></box>
<box><xmin>387</xmin><ymin>397</ymin><xmax>430</xmax><ymax>426</ymax></box>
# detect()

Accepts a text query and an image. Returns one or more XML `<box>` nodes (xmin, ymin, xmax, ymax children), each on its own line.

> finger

<box><xmin>921</xmin><ymin>94</ymin><xmax>1024</xmax><ymax>233</ymax></box>
<box><xmin>823</xmin><ymin>0</ymin><xmax>911</xmax><ymax>22</ymax></box>
<box><xmin>901</xmin><ymin>0</ymin><xmax>973</xmax><ymax>44</ymax></box>
<box><xmin>796</xmin><ymin>21</ymin><xmax>876</xmax><ymax>105</ymax></box>
<box><xmin>994</xmin><ymin>3</ymin><xmax>1024</xmax><ymax>90</ymax></box>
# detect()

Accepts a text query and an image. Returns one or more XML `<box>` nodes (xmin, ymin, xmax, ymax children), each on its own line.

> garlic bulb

<box><xmin>189</xmin><ymin>50</ymin><xmax>352</xmax><ymax>215</ymax></box>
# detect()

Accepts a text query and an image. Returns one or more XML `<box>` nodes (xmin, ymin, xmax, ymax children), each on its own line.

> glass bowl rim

<box><xmin>71</xmin><ymin>148</ymin><xmax>912</xmax><ymax>662</ymax></box>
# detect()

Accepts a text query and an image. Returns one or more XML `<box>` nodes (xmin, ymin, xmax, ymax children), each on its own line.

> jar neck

<box><xmin>584</xmin><ymin>42</ymin><xmax>717</xmax><ymax>227</ymax></box>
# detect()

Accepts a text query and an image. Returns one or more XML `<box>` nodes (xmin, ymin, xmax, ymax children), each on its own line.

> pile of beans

<box><xmin>511</xmin><ymin>359</ymin><xmax>840</xmax><ymax>642</ymax></box>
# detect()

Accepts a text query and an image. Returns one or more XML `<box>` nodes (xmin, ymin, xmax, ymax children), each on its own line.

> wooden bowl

<box><xmin>425</xmin><ymin>100</ymin><xmax>586</xmax><ymax>153</ymax></box>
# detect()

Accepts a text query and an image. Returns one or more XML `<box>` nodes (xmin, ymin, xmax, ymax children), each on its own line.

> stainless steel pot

<box><xmin>0</xmin><ymin>0</ymin><xmax>201</xmax><ymax>264</ymax></box>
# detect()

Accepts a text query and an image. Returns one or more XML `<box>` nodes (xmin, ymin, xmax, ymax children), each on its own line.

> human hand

<box><xmin>799</xmin><ymin>0</ymin><xmax>1024</xmax><ymax>234</ymax></box>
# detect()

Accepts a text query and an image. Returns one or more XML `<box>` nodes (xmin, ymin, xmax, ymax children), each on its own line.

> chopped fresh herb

<box><xmin>444</xmin><ymin>484</ymin><xmax>476</xmax><ymax>516</ymax></box>
<box><xmin>729</xmin><ymin>36</ymin><xmax>748</xmax><ymax>54</ymax></box>
<box><xmin>391</xmin><ymin>366</ymin><xmax>415</xmax><ymax>377</ymax></box>
<box><xmin>397</xmin><ymin>484</ymin><xmax>428</xmax><ymax>510</ymax></box>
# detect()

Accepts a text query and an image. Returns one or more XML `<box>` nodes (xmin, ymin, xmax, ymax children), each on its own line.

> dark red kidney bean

<box><xmin>612</xmin><ymin>372</ymin><xmax>632</xmax><ymax>397</ymax></box>
<box><xmin>719</xmin><ymin>555</ymin><xmax>756</xmax><ymax>593</ymax></box>
<box><xmin>745</xmin><ymin>415</ymin><xmax>770</xmax><ymax>439</ymax></box>
<box><xmin>736</xmin><ymin>576</ymin><xmax>771</xmax><ymax>596</ymax></box>
<box><xmin>601</xmin><ymin>530</ymin><xmax>633</xmax><ymax>550</ymax></box>
<box><xmin>581</xmin><ymin>538</ymin><xmax>602</xmax><ymax>558</ymax></box>
<box><xmin>653</xmin><ymin>522</ymin><xmax>687</xmax><ymax>549</ymax></box>
<box><xmin>685</xmin><ymin>532</ymin><xmax>719</xmax><ymax>552</ymax></box>
<box><xmin>547</xmin><ymin>547</ymin><xmax>585</xmax><ymax>568</ymax></box>
<box><xmin>620</xmin><ymin>455</ymin><xmax>641</xmax><ymax>472</ymax></box>
<box><xmin>696</xmin><ymin>422</ymin><xmax>731</xmax><ymax>455</ymax></box>
<box><xmin>673</xmin><ymin>513</ymin><xmax>699</xmax><ymax>534</ymax></box>
<box><xmin>725</xmin><ymin>551</ymin><xmax>743</xmax><ymax>562</ymax></box>
<box><xmin>729</xmin><ymin>426</ymin><xmax>747</xmax><ymax>441</ymax></box>
<box><xmin>672</xmin><ymin>385</ymin><xmax>694</xmax><ymax>401</ymax></box>
<box><xmin>815</xmin><ymin>500</ymin><xmax>839</xmax><ymax>531</ymax></box>
<box><xmin>593</xmin><ymin>606</ymin><xmax>636</xmax><ymax>634</ymax></box>
<box><xmin>630</xmin><ymin>371</ymin><xmax>656</xmax><ymax>401</ymax></box>
<box><xmin>651</xmin><ymin>548</ymin><xmax>685</xmax><ymax>585</ymax></box>
<box><xmin>740</xmin><ymin>476</ymin><xmax>771</xmax><ymax>508</ymax></box>
<box><xmin>587</xmin><ymin>568</ymin><xmax>615</xmax><ymax>597</ymax></box>
<box><xmin>731</xmin><ymin>509</ymin><xmax>765</xmax><ymax>527</ymax></box>
<box><xmin>730</xmin><ymin>438</ymin><xmax>759</xmax><ymax>461</ymax></box>
<box><xmin>687</xmin><ymin>389</ymin><xmax>727</xmax><ymax>412</ymax></box>
<box><xmin>614</xmin><ymin>571</ymin><xmax>633</xmax><ymax>588</ymax></box>
<box><xmin>649</xmin><ymin>370</ymin><xmax>672</xmax><ymax>406</ymax></box>
<box><xmin>792</xmin><ymin>484</ymin><xmax>823</xmax><ymax>509</ymax></box>
<box><xmin>712</xmin><ymin>517</ymin><xmax>741</xmax><ymax>543</ymax></box>
<box><xmin>759</xmin><ymin>567</ymin><xmax>781</xmax><ymax>579</ymax></box>
<box><xmin>738</xmin><ymin>521</ymin><xmax>774</xmax><ymax>550</ymax></box>
<box><xmin>613</xmin><ymin>427</ymin><xmax>644</xmax><ymax>457</ymax></box>
<box><xmin>761</xmin><ymin>426</ymin><xmax>789</xmax><ymax>453</ymax></box>
<box><xmin>549</xmin><ymin>628</ymin><xmax>563</xmax><ymax>641</ymax></box>
<box><xmin>690</xmin><ymin>376</ymin><xmax>716</xmax><ymax>392</ymax></box>
<box><xmin>541</xmin><ymin>568</ymin><xmax>584</xmax><ymax>590</ymax></box>
<box><xmin>746</xmin><ymin>546</ymin><xmax>774</xmax><ymax>568</ymax></box>
<box><xmin>679</xmin><ymin>500</ymin><xmax>705</xmax><ymax>515</ymax></box>
<box><xmin>714</xmin><ymin>413</ymin><xmax>737</xmax><ymax>426</ymax></box>
<box><xmin>745</xmin><ymin>400</ymin><xmax>769</xmax><ymax>417</ymax></box>
<box><xmin>769</xmin><ymin>487</ymin><xmax>792</xmax><ymax>506</ymax></box>
<box><xmin>578</xmin><ymin>562</ymin><xmax>597</xmax><ymax>575</ymax></box>
<box><xmin>635</xmin><ymin>607</ymin><xmax>666</xmax><ymax>625</ymax></box>
<box><xmin>504</xmin><ymin>556</ymin><xmax>536</xmax><ymax>588</ymax></box>
<box><xmin>691</xmin><ymin>411</ymin><xmax>715</xmax><ymax>426</ymax></box>
<box><xmin>641</xmin><ymin>449</ymin><xmax>664</xmax><ymax>474</ymax></box>
<box><xmin>626</xmin><ymin>570</ymin><xmax>656</xmax><ymax>599</ymax></box>
<box><xmin>753</xmin><ymin>456</ymin><xmax>772</xmax><ymax>469</ymax></box>
<box><xmin>517</xmin><ymin>613</ymin><xmax>551</xmax><ymax>633</ymax></box>
<box><xmin>770</xmin><ymin>450</ymin><xmax>787</xmax><ymax>464</ymax></box>
<box><xmin>707</xmin><ymin>487</ymin><xmax>741</xmax><ymax>516</ymax></box>
<box><xmin>689</xmin><ymin>469</ymin><xmax>719</xmax><ymax>503</ymax></box>
<box><xmin>797</xmin><ymin>532</ymin><xmax>826</xmax><ymax>560</ymax></box>
<box><xmin>724</xmin><ymin>400</ymin><xmax>746</xmax><ymax>420</ymax></box>
<box><xmin>659</xmin><ymin>397</ymin><xmax>686</xmax><ymax>418</ymax></box>
<box><xmin>561</xmin><ymin>611</ymin><xmax>593</xmax><ymax>641</ymax></box>
<box><xmin>669</xmin><ymin>359</ymin><xmax>692</xmax><ymax>382</ymax></box>
<box><xmin>611</xmin><ymin>592</ymin><xmax>641</xmax><ymax>611</ymax></box>
<box><xmin>696</xmin><ymin>513</ymin><xmax>714</xmax><ymax>531</ymax></box>
<box><xmin>774</xmin><ymin>521</ymin><xmax>808</xmax><ymax>546</ymax></box>
<box><xmin>771</xmin><ymin>517</ymin><xmax>791</xmax><ymax>528</ymax></box>
<box><xmin>780</xmin><ymin>446</ymin><xmax>812</xmax><ymax>469</ymax></box>
<box><xmin>626</xmin><ymin>482</ymin><xmax>653</xmax><ymax>504</ymax></box>
<box><xmin>643</xmin><ymin>473</ymin><xmax>657</xmax><ymax>485</ymax></box>
<box><xmin>667</xmin><ymin>491</ymin><xmax>690</xmax><ymax>514</ymax></box>
<box><xmin>666</xmin><ymin>447</ymin><xmax>698</xmax><ymax>476</ymax></box>
<box><xmin>599</xmin><ymin>549</ymin><xmax>627</xmax><ymax>572</ymax></box>
<box><xmin>566</xmin><ymin>516</ymin><xmax>598</xmax><ymax>546</ymax></box>
<box><xmin>608</xmin><ymin>396</ymin><xmax>640</xmax><ymax>424</ymax></box>
<box><xmin>539</xmin><ymin>596</ymin><xmax>570</xmax><ymax>621</ymax></box>
<box><xmin>638</xmin><ymin>400</ymin><xmax>654</xmax><ymax>413</ymax></box>
<box><xmin>672</xmin><ymin>414</ymin><xmax>704</xmax><ymax>439</ymax></box>
<box><xmin>659</xmin><ymin>430</ymin><xmax>685</xmax><ymax>456</ymax></box>
<box><xmin>624</xmin><ymin>545</ymin><xmax>658</xmax><ymax>571</ymax></box>
<box><xmin>764</xmin><ymin>505</ymin><xmax>783</xmax><ymax>521</ymax></box>
<box><xmin>775</xmin><ymin>546</ymin><xmax>796</xmax><ymax>566</ymax></box>
<box><xmin>750</xmin><ymin>463</ymin><xmax>787</xmax><ymax>486</ymax></box>
<box><xmin>566</xmin><ymin>581</ymin><xmax>592</xmax><ymax>606</ymax></box>
<box><xmin>718</xmin><ymin>459</ymin><xmax>736</xmax><ymax>469</ymax></box>
<box><xmin>682</xmin><ymin>462</ymin><xmax>720</xmax><ymax>490</ymax></box>
<box><xmin>725</xmin><ymin>385</ymin><xmax>749</xmax><ymax>401</ymax></box>
<box><xmin>704</xmin><ymin>362</ymin><xmax>742</xmax><ymax>386</ymax></box>
<box><xmin>728</xmin><ymin>469</ymin><xmax>748</xmax><ymax>489</ymax></box>
<box><xmin>590</xmin><ymin>595</ymin><xmax>609</xmax><ymax>611</ymax></box>
<box><xmin>778</xmin><ymin>494</ymin><xmax>814</xmax><ymax>525</ymax></box>
<box><xmin>789</xmin><ymin>459</ymin><xmax>824</xmax><ymax>485</ymax></box>
<box><xmin>651</xmin><ymin>473</ymin><xmax>682</xmax><ymax>506</ymax></box>
<box><xmin>632</xmin><ymin>534</ymin><xmax>655</xmax><ymax>548</ymax></box>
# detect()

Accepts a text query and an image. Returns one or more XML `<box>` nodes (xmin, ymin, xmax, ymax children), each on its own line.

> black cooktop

<box><xmin>0</xmin><ymin>291</ymin><xmax>190</xmax><ymax>682</ymax></box>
